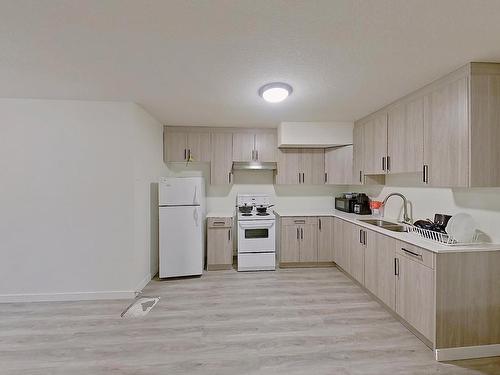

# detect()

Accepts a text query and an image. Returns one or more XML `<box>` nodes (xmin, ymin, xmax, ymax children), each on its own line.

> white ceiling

<box><xmin>2</xmin><ymin>0</ymin><xmax>500</xmax><ymax>127</ymax></box>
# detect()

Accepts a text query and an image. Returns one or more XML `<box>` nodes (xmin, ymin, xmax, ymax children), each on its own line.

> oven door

<box><xmin>238</xmin><ymin>220</ymin><xmax>275</xmax><ymax>253</ymax></box>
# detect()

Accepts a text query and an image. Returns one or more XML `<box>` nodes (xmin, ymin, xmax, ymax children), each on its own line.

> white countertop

<box><xmin>273</xmin><ymin>208</ymin><xmax>500</xmax><ymax>254</ymax></box>
<box><xmin>206</xmin><ymin>212</ymin><xmax>234</xmax><ymax>218</ymax></box>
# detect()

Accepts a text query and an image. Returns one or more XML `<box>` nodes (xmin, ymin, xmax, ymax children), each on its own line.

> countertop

<box><xmin>273</xmin><ymin>209</ymin><xmax>500</xmax><ymax>254</ymax></box>
<box><xmin>206</xmin><ymin>212</ymin><xmax>234</xmax><ymax>218</ymax></box>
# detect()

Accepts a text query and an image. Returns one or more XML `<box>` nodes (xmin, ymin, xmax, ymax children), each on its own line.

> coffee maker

<box><xmin>353</xmin><ymin>193</ymin><xmax>371</xmax><ymax>215</ymax></box>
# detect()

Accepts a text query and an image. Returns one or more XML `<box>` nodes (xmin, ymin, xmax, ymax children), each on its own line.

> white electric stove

<box><xmin>236</xmin><ymin>194</ymin><xmax>276</xmax><ymax>271</ymax></box>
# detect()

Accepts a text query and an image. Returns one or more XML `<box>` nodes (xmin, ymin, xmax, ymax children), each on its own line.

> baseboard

<box><xmin>134</xmin><ymin>273</ymin><xmax>153</xmax><ymax>294</ymax></box>
<box><xmin>0</xmin><ymin>273</ymin><xmax>153</xmax><ymax>303</ymax></box>
<box><xmin>435</xmin><ymin>344</ymin><xmax>500</xmax><ymax>361</ymax></box>
<box><xmin>0</xmin><ymin>290</ymin><xmax>136</xmax><ymax>303</ymax></box>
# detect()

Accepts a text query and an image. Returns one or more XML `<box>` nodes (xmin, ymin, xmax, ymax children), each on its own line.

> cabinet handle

<box><xmin>213</xmin><ymin>221</ymin><xmax>225</xmax><ymax>225</ymax></box>
<box><xmin>382</xmin><ymin>156</ymin><xmax>386</xmax><ymax>171</ymax></box>
<box><xmin>296</xmin><ymin>227</ymin><xmax>299</xmax><ymax>240</ymax></box>
<box><xmin>228</xmin><ymin>228</ymin><xmax>231</xmax><ymax>241</ymax></box>
<box><xmin>422</xmin><ymin>164</ymin><xmax>429</xmax><ymax>184</ymax></box>
<box><xmin>300</xmin><ymin>227</ymin><xmax>303</xmax><ymax>240</ymax></box>
<box><xmin>302</xmin><ymin>172</ymin><xmax>305</xmax><ymax>184</ymax></box>
<box><xmin>188</xmin><ymin>149</ymin><xmax>191</xmax><ymax>160</ymax></box>
<box><xmin>359</xmin><ymin>229</ymin><xmax>363</xmax><ymax>244</ymax></box>
<box><xmin>298</xmin><ymin>172</ymin><xmax>301</xmax><ymax>184</ymax></box>
<box><xmin>394</xmin><ymin>258</ymin><xmax>399</xmax><ymax>276</ymax></box>
<box><xmin>319</xmin><ymin>218</ymin><xmax>322</xmax><ymax>231</ymax></box>
<box><xmin>359</xmin><ymin>170</ymin><xmax>362</xmax><ymax>183</ymax></box>
<box><xmin>294</xmin><ymin>219</ymin><xmax>305</xmax><ymax>224</ymax></box>
<box><xmin>324</xmin><ymin>172</ymin><xmax>328</xmax><ymax>184</ymax></box>
<box><xmin>387</xmin><ymin>156</ymin><xmax>391</xmax><ymax>171</ymax></box>
<box><xmin>401</xmin><ymin>247</ymin><xmax>423</xmax><ymax>259</ymax></box>
<box><xmin>255</xmin><ymin>150</ymin><xmax>258</xmax><ymax>160</ymax></box>
<box><xmin>363</xmin><ymin>230</ymin><xmax>366</xmax><ymax>246</ymax></box>
<box><xmin>184</xmin><ymin>149</ymin><xmax>187</xmax><ymax>160</ymax></box>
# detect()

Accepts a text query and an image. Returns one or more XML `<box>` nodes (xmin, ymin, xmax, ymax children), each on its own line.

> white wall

<box><xmin>357</xmin><ymin>174</ymin><xmax>500</xmax><ymax>243</ymax></box>
<box><xmin>0</xmin><ymin>99</ymin><xmax>166</xmax><ymax>302</ymax></box>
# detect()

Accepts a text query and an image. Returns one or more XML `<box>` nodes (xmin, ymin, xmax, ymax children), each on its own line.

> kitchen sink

<box><xmin>359</xmin><ymin>219</ymin><xmax>409</xmax><ymax>232</ymax></box>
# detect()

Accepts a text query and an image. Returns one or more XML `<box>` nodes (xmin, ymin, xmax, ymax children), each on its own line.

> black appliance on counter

<box><xmin>335</xmin><ymin>193</ymin><xmax>372</xmax><ymax>215</ymax></box>
<box><xmin>335</xmin><ymin>195</ymin><xmax>357</xmax><ymax>213</ymax></box>
<box><xmin>353</xmin><ymin>193</ymin><xmax>372</xmax><ymax>215</ymax></box>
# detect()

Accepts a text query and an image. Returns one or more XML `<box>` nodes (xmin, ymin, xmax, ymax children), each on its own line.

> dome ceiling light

<box><xmin>258</xmin><ymin>82</ymin><xmax>293</xmax><ymax>103</ymax></box>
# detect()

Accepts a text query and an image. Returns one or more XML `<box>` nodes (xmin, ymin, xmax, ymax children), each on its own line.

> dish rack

<box><xmin>407</xmin><ymin>225</ymin><xmax>479</xmax><ymax>246</ymax></box>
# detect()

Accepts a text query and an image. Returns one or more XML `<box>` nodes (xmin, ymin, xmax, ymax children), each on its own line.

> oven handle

<box><xmin>238</xmin><ymin>221</ymin><xmax>275</xmax><ymax>229</ymax></box>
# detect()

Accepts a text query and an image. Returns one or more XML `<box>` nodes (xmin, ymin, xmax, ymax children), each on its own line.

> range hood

<box><xmin>232</xmin><ymin>161</ymin><xmax>277</xmax><ymax>171</ymax></box>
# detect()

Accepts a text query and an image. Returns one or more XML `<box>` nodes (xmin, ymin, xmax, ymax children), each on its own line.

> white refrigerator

<box><xmin>158</xmin><ymin>177</ymin><xmax>206</xmax><ymax>278</ymax></box>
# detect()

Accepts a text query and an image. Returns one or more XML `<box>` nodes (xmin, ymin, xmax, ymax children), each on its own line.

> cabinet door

<box><xmin>364</xmin><ymin>229</ymin><xmax>378</xmax><ymax>295</ymax></box>
<box><xmin>364</xmin><ymin>113</ymin><xmax>388</xmax><ymax>175</ymax></box>
<box><xmin>232</xmin><ymin>132</ymin><xmax>255</xmax><ymax>162</ymax></box>
<box><xmin>396</xmin><ymin>255</ymin><xmax>435</xmax><ymax>341</ymax></box>
<box><xmin>280</xmin><ymin>225</ymin><xmax>300</xmax><ymax>262</ymax></box>
<box><xmin>164</xmin><ymin>130</ymin><xmax>188</xmax><ymax>162</ymax></box>
<box><xmin>255</xmin><ymin>131</ymin><xmax>276</xmax><ymax>162</ymax></box>
<box><xmin>211</xmin><ymin>132</ymin><xmax>233</xmax><ymax>185</ymax></box>
<box><xmin>349</xmin><ymin>225</ymin><xmax>365</xmax><ymax>284</ymax></box>
<box><xmin>318</xmin><ymin>217</ymin><xmax>334</xmax><ymax>262</ymax></box>
<box><xmin>207</xmin><ymin>227</ymin><xmax>233</xmax><ymax>269</ymax></box>
<box><xmin>423</xmin><ymin>76</ymin><xmax>469</xmax><ymax>187</ymax></box>
<box><xmin>341</xmin><ymin>220</ymin><xmax>352</xmax><ymax>272</ymax></box>
<box><xmin>333</xmin><ymin>218</ymin><xmax>344</xmax><ymax>267</ymax></box>
<box><xmin>375</xmin><ymin>234</ymin><xmax>396</xmax><ymax>310</ymax></box>
<box><xmin>187</xmin><ymin>131</ymin><xmax>211</xmax><ymax>162</ymax></box>
<box><xmin>325</xmin><ymin>145</ymin><xmax>353</xmax><ymax>185</ymax></box>
<box><xmin>299</xmin><ymin>224</ymin><xmax>318</xmax><ymax>262</ymax></box>
<box><xmin>300</xmin><ymin>149</ymin><xmax>325</xmax><ymax>185</ymax></box>
<box><xmin>352</xmin><ymin>122</ymin><xmax>364</xmax><ymax>184</ymax></box>
<box><xmin>276</xmin><ymin>149</ymin><xmax>301</xmax><ymax>184</ymax></box>
<box><xmin>388</xmin><ymin>98</ymin><xmax>424</xmax><ymax>174</ymax></box>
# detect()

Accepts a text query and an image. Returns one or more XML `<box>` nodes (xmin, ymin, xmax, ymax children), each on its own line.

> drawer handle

<box><xmin>401</xmin><ymin>247</ymin><xmax>422</xmax><ymax>259</ymax></box>
<box><xmin>213</xmin><ymin>221</ymin><xmax>226</xmax><ymax>225</ymax></box>
<box><xmin>294</xmin><ymin>220</ymin><xmax>306</xmax><ymax>224</ymax></box>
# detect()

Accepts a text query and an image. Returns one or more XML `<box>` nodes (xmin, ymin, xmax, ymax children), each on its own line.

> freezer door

<box><xmin>159</xmin><ymin>206</ymin><xmax>203</xmax><ymax>278</ymax></box>
<box><xmin>159</xmin><ymin>177</ymin><xmax>204</xmax><ymax>206</ymax></box>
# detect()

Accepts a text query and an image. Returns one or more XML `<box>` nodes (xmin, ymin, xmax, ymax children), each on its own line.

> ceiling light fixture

<box><xmin>258</xmin><ymin>82</ymin><xmax>293</xmax><ymax>103</ymax></box>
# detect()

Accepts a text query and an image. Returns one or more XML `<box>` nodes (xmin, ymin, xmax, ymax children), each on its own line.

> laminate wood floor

<box><xmin>1</xmin><ymin>268</ymin><xmax>499</xmax><ymax>374</ymax></box>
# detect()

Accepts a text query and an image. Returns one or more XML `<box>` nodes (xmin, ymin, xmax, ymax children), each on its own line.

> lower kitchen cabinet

<box><xmin>317</xmin><ymin>217</ymin><xmax>334</xmax><ymax>262</ymax></box>
<box><xmin>396</xmin><ymin>245</ymin><xmax>435</xmax><ymax>341</ymax></box>
<box><xmin>279</xmin><ymin>216</ymin><xmax>328</xmax><ymax>266</ymax></box>
<box><xmin>207</xmin><ymin>217</ymin><xmax>233</xmax><ymax>270</ymax></box>
<box><xmin>349</xmin><ymin>224</ymin><xmax>366</xmax><ymax>285</ymax></box>
<box><xmin>333</xmin><ymin>218</ymin><xmax>347</xmax><ymax>269</ymax></box>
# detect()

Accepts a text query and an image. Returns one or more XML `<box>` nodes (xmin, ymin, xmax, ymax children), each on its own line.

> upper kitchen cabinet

<box><xmin>363</xmin><ymin>112</ymin><xmax>388</xmax><ymax>175</ymax></box>
<box><xmin>210</xmin><ymin>131</ymin><xmax>233</xmax><ymax>185</ymax></box>
<box><xmin>232</xmin><ymin>129</ymin><xmax>277</xmax><ymax>162</ymax></box>
<box><xmin>164</xmin><ymin>126</ymin><xmax>211</xmax><ymax>162</ymax></box>
<box><xmin>387</xmin><ymin>96</ymin><xmax>424</xmax><ymax>174</ymax></box>
<box><xmin>276</xmin><ymin>148</ymin><xmax>325</xmax><ymax>185</ymax></box>
<box><xmin>325</xmin><ymin>145</ymin><xmax>353</xmax><ymax>185</ymax></box>
<box><xmin>356</xmin><ymin>62</ymin><xmax>500</xmax><ymax>187</ymax></box>
<box><xmin>352</xmin><ymin>122</ymin><xmax>364</xmax><ymax>185</ymax></box>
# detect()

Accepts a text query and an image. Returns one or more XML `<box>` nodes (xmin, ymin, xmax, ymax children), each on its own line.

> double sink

<box><xmin>359</xmin><ymin>219</ymin><xmax>409</xmax><ymax>232</ymax></box>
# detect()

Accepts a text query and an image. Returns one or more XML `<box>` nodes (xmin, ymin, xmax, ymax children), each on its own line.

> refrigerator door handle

<box><xmin>193</xmin><ymin>207</ymin><xmax>199</xmax><ymax>226</ymax></box>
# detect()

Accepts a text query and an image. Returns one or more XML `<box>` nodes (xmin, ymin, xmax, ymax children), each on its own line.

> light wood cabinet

<box><xmin>365</xmin><ymin>232</ymin><xmax>397</xmax><ymax>310</ymax></box>
<box><xmin>396</xmin><ymin>251</ymin><xmax>435</xmax><ymax>341</ymax></box>
<box><xmin>276</xmin><ymin>149</ymin><xmax>325</xmax><ymax>185</ymax></box>
<box><xmin>279</xmin><ymin>217</ymin><xmax>319</xmax><ymax>265</ymax></box>
<box><xmin>325</xmin><ymin>145</ymin><xmax>353</xmax><ymax>185</ymax></box>
<box><xmin>207</xmin><ymin>217</ymin><xmax>233</xmax><ymax>270</ymax></box>
<box><xmin>363</xmin><ymin>113</ymin><xmax>388</xmax><ymax>175</ymax></box>
<box><xmin>232</xmin><ymin>129</ymin><xmax>277</xmax><ymax>162</ymax></box>
<box><xmin>210</xmin><ymin>132</ymin><xmax>233</xmax><ymax>185</ymax></box>
<box><xmin>164</xmin><ymin>127</ymin><xmax>211</xmax><ymax>162</ymax></box>
<box><xmin>349</xmin><ymin>224</ymin><xmax>366</xmax><ymax>284</ymax></box>
<box><xmin>352</xmin><ymin>123</ymin><xmax>364</xmax><ymax>184</ymax></box>
<box><xmin>423</xmin><ymin>76</ymin><xmax>469</xmax><ymax>187</ymax></box>
<box><xmin>387</xmin><ymin>97</ymin><xmax>424</xmax><ymax>174</ymax></box>
<box><xmin>317</xmin><ymin>217</ymin><xmax>334</xmax><ymax>262</ymax></box>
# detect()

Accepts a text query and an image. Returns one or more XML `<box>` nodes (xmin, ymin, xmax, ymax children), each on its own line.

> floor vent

<box><xmin>121</xmin><ymin>296</ymin><xmax>160</xmax><ymax>318</ymax></box>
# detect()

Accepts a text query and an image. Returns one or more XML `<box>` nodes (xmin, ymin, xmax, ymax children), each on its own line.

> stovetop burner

<box><xmin>256</xmin><ymin>212</ymin><xmax>270</xmax><ymax>216</ymax></box>
<box><xmin>241</xmin><ymin>213</ymin><xmax>252</xmax><ymax>216</ymax></box>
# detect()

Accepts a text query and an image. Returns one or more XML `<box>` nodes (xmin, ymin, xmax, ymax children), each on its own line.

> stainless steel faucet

<box><xmin>382</xmin><ymin>193</ymin><xmax>411</xmax><ymax>224</ymax></box>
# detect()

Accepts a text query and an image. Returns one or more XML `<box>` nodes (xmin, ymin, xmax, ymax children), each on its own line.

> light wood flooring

<box><xmin>1</xmin><ymin>268</ymin><xmax>500</xmax><ymax>374</ymax></box>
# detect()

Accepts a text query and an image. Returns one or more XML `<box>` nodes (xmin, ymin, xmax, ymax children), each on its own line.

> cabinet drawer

<box><xmin>397</xmin><ymin>241</ymin><xmax>435</xmax><ymax>269</ymax></box>
<box><xmin>281</xmin><ymin>217</ymin><xmax>318</xmax><ymax>226</ymax></box>
<box><xmin>208</xmin><ymin>217</ymin><xmax>233</xmax><ymax>228</ymax></box>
